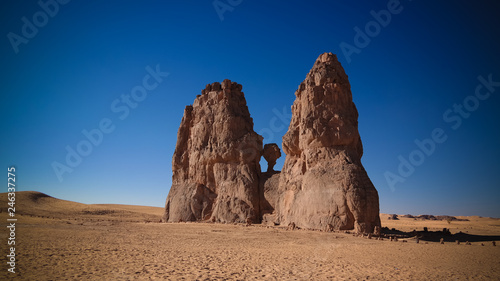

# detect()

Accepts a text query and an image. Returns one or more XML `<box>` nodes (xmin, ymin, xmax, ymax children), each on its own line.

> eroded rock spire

<box><xmin>270</xmin><ymin>52</ymin><xmax>381</xmax><ymax>233</ymax></box>
<box><xmin>163</xmin><ymin>79</ymin><xmax>263</xmax><ymax>223</ymax></box>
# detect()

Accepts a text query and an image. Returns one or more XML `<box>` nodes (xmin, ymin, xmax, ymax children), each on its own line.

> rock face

<box><xmin>162</xmin><ymin>79</ymin><xmax>263</xmax><ymax>223</ymax></box>
<box><xmin>273</xmin><ymin>53</ymin><xmax>380</xmax><ymax>233</ymax></box>
<box><xmin>259</xmin><ymin>171</ymin><xmax>281</xmax><ymax>223</ymax></box>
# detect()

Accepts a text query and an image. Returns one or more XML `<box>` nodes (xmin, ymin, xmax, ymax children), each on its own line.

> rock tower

<box><xmin>162</xmin><ymin>79</ymin><xmax>263</xmax><ymax>223</ymax></box>
<box><xmin>270</xmin><ymin>53</ymin><xmax>380</xmax><ymax>233</ymax></box>
<box><xmin>163</xmin><ymin>53</ymin><xmax>381</xmax><ymax>233</ymax></box>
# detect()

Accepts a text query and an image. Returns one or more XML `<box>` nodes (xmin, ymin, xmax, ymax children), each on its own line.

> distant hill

<box><xmin>0</xmin><ymin>191</ymin><xmax>164</xmax><ymax>223</ymax></box>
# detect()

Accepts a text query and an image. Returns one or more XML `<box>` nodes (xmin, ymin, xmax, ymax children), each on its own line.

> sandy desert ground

<box><xmin>1</xmin><ymin>191</ymin><xmax>499</xmax><ymax>280</ymax></box>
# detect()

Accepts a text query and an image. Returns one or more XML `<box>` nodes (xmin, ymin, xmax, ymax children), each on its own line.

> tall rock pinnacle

<box><xmin>162</xmin><ymin>79</ymin><xmax>263</xmax><ymax>223</ymax></box>
<box><xmin>274</xmin><ymin>53</ymin><xmax>381</xmax><ymax>233</ymax></box>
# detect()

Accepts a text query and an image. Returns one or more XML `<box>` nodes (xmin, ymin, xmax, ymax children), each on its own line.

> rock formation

<box><xmin>262</xmin><ymin>143</ymin><xmax>281</xmax><ymax>172</ymax></box>
<box><xmin>259</xmin><ymin>170</ymin><xmax>281</xmax><ymax>222</ymax></box>
<box><xmin>162</xmin><ymin>79</ymin><xmax>263</xmax><ymax>224</ymax></box>
<box><xmin>269</xmin><ymin>52</ymin><xmax>380</xmax><ymax>233</ymax></box>
<box><xmin>163</xmin><ymin>53</ymin><xmax>380</xmax><ymax>233</ymax></box>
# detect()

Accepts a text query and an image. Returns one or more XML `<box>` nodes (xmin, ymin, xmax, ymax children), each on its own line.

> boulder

<box><xmin>262</xmin><ymin>143</ymin><xmax>281</xmax><ymax>172</ymax></box>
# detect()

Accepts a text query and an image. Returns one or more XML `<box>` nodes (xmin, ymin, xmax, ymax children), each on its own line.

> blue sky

<box><xmin>1</xmin><ymin>0</ymin><xmax>499</xmax><ymax>217</ymax></box>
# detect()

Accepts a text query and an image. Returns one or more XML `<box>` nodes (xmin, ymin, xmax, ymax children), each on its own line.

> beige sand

<box><xmin>1</xmin><ymin>192</ymin><xmax>499</xmax><ymax>280</ymax></box>
<box><xmin>381</xmin><ymin>214</ymin><xmax>500</xmax><ymax>236</ymax></box>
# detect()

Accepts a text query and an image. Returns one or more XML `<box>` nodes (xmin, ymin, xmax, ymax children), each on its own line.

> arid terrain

<box><xmin>1</xmin><ymin>191</ymin><xmax>499</xmax><ymax>280</ymax></box>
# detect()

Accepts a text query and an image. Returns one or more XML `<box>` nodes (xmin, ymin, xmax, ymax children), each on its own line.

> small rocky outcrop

<box><xmin>263</xmin><ymin>143</ymin><xmax>281</xmax><ymax>172</ymax></box>
<box><xmin>271</xmin><ymin>53</ymin><xmax>381</xmax><ymax>233</ymax></box>
<box><xmin>162</xmin><ymin>80</ymin><xmax>263</xmax><ymax>224</ymax></box>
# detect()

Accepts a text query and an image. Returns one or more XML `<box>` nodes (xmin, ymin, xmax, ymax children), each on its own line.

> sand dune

<box><xmin>1</xmin><ymin>191</ymin><xmax>499</xmax><ymax>280</ymax></box>
<box><xmin>0</xmin><ymin>191</ymin><xmax>163</xmax><ymax>223</ymax></box>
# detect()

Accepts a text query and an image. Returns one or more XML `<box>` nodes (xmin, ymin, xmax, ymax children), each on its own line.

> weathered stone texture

<box><xmin>274</xmin><ymin>53</ymin><xmax>380</xmax><ymax>233</ymax></box>
<box><xmin>163</xmin><ymin>80</ymin><xmax>263</xmax><ymax>223</ymax></box>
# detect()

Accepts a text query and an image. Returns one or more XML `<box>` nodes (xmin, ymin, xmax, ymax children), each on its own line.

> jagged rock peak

<box><xmin>201</xmin><ymin>79</ymin><xmax>243</xmax><ymax>95</ymax></box>
<box><xmin>283</xmin><ymin>52</ymin><xmax>362</xmax><ymax>158</ymax></box>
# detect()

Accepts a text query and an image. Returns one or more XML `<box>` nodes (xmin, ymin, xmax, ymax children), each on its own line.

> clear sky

<box><xmin>1</xmin><ymin>0</ymin><xmax>499</xmax><ymax>217</ymax></box>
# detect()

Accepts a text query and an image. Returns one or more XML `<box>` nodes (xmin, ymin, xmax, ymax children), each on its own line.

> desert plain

<box><xmin>0</xmin><ymin>191</ymin><xmax>499</xmax><ymax>280</ymax></box>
